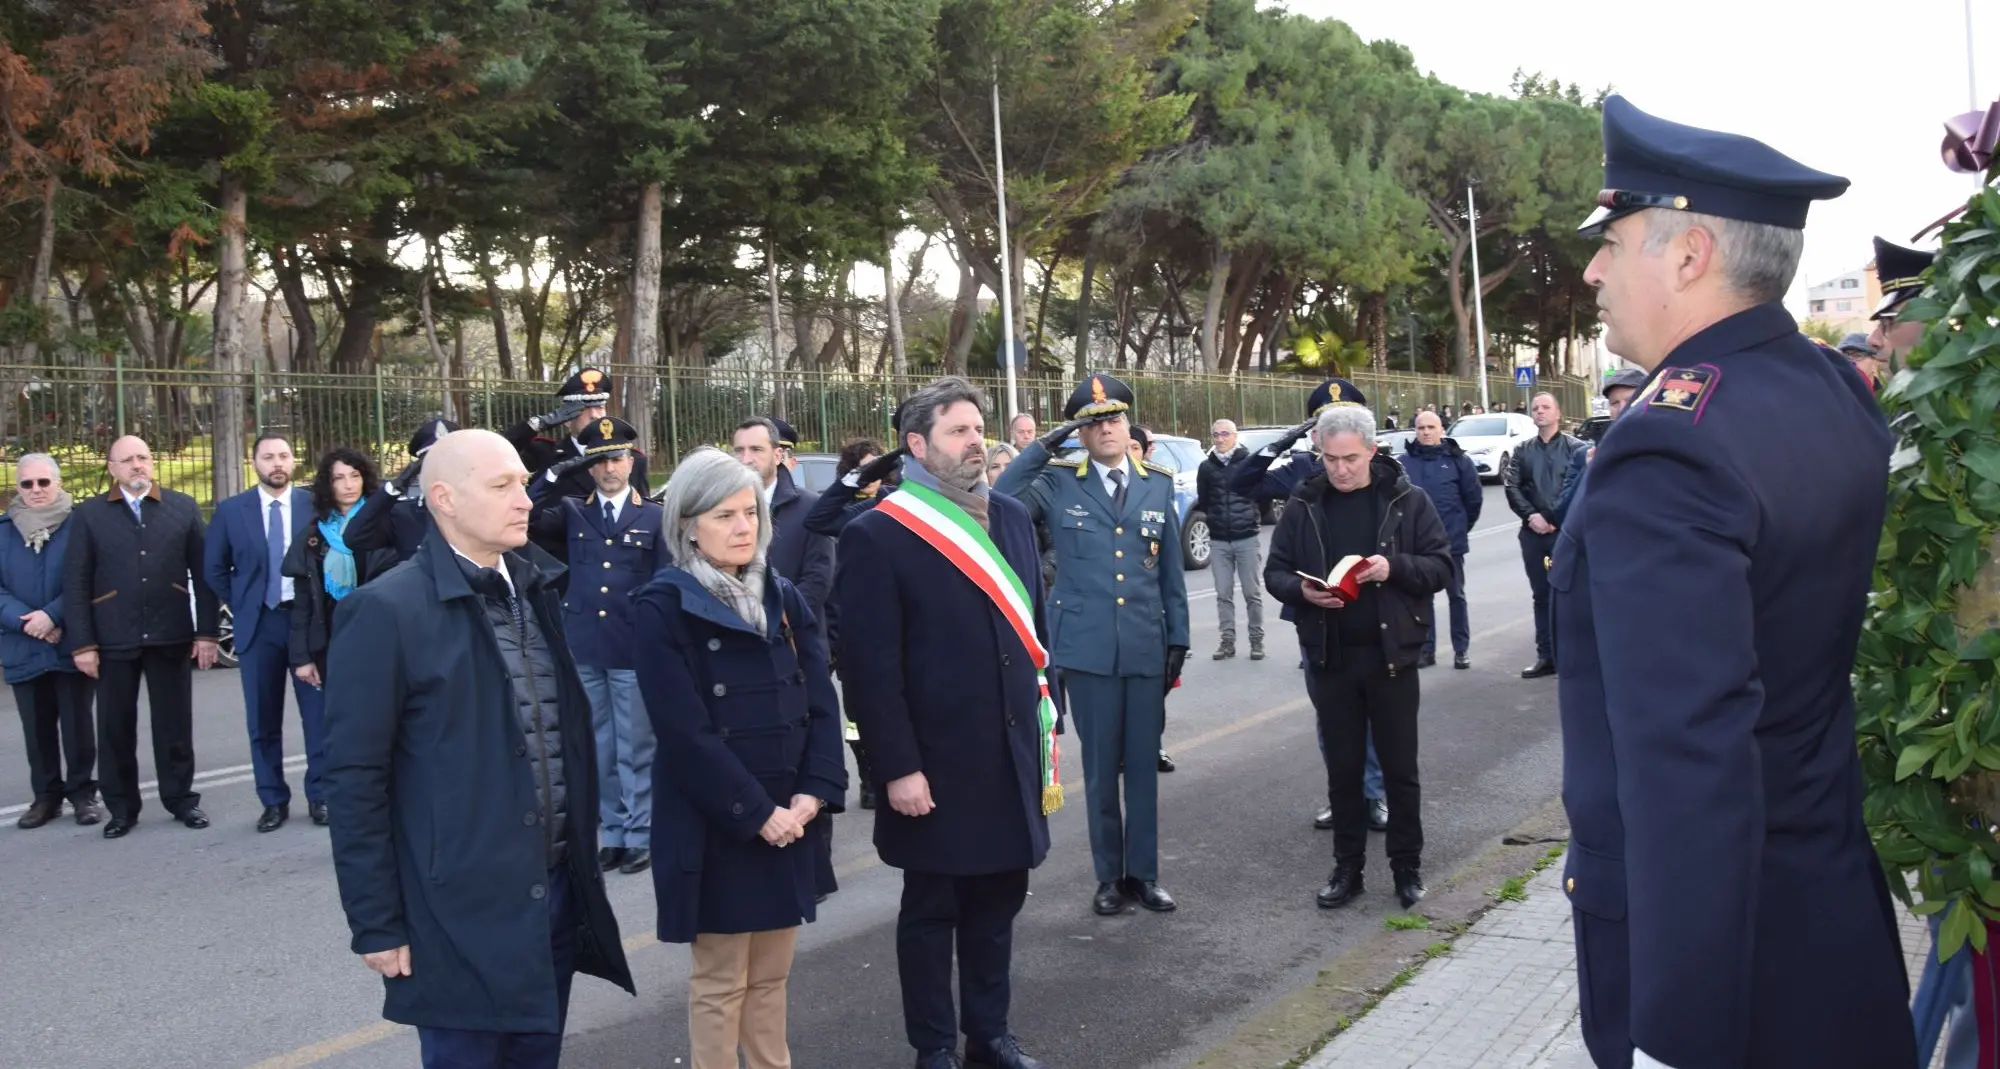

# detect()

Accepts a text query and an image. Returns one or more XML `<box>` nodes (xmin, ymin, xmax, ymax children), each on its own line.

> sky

<box><xmin>1293</xmin><ymin>0</ymin><xmax>1998</xmax><ymax>312</ymax></box>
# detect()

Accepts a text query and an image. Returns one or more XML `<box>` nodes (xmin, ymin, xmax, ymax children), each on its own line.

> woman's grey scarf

<box><xmin>686</xmin><ymin>553</ymin><xmax>769</xmax><ymax>635</ymax></box>
<box><xmin>9</xmin><ymin>491</ymin><xmax>72</xmax><ymax>553</ymax></box>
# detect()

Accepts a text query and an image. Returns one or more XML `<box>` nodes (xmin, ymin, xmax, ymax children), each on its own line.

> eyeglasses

<box><xmin>17</xmin><ymin>478</ymin><xmax>51</xmax><ymax>489</ymax></box>
<box><xmin>1210</xmin><ymin>431</ymin><xmax>1233</xmax><ymax>438</ymax></box>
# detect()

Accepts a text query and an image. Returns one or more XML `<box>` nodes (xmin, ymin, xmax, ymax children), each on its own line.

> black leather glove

<box><xmin>1277</xmin><ymin>417</ymin><xmax>1316</xmax><ymax>452</ymax></box>
<box><xmin>528</xmin><ymin>399</ymin><xmax>588</xmax><ymax>433</ymax></box>
<box><xmin>842</xmin><ymin>447</ymin><xmax>906</xmax><ymax>490</ymax></box>
<box><xmin>1164</xmin><ymin>645</ymin><xmax>1188</xmax><ymax>695</ymax></box>
<box><xmin>543</xmin><ymin>453</ymin><xmax>595</xmax><ymax>483</ymax></box>
<box><xmin>1037</xmin><ymin>417</ymin><xmax>1096</xmax><ymax>453</ymax></box>
<box><xmin>388</xmin><ymin>460</ymin><xmax>421</xmax><ymax>497</ymax></box>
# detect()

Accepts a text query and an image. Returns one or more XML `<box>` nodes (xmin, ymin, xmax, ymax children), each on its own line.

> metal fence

<box><xmin>0</xmin><ymin>360</ymin><xmax>1590</xmax><ymax>511</ymax></box>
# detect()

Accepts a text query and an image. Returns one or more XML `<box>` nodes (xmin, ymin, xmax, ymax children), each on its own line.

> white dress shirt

<box><xmin>452</xmin><ymin>545</ymin><xmax>515</xmax><ymax>599</ymax></box>
<box><xmin>257</xmin><ymin>486</ymin><xmax>296</xmax><ymax>604</ymax></box>
<box><xmin>1090</xmin><ymin>458</ymin><xmax>1132</xmax><ymax>500</ymax></box>
<box><xmin>597</xmin><ymin>492</ymin><xmax>625</xmax><ymax>526</ymax></box>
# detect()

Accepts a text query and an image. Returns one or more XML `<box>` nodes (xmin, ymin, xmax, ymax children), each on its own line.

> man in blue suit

<box><xmin>204</xmin><ymin>434</ymin><xmax>326</xmax><ymax>831</ymax></box>
<box><xmin>1554</xmin><ymin>96</ymin><xmax>1914</xmax><ymax>1069</ymax></box>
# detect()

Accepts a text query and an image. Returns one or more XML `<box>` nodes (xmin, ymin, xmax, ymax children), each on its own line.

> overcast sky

<box><xmin>1295</xmin><ymin>0</ymin><xmax>1997</xmax><ymax>310</ymax></box>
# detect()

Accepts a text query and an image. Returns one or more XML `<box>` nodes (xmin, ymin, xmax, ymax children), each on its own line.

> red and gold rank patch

<box><xmin>1645</xmin><ymin>366</ymin><xmax>1716</xmax><ymax>413</ymax></box>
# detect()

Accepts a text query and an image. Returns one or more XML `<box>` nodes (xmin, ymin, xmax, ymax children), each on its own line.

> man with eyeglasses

<box><xmin>63</xmin><ymin>436</ymin><xmax>221</xmax><ymax>839</ymax></box>
<box><xmin>1195</xmin><ymin>420</ymin><xmax>1265</xmax><ymax>661</ymax></box>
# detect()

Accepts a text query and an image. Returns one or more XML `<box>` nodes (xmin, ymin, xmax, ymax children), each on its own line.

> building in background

<box><xmin>1807</xmin><ymin>264</ymin><xmax>1883</xmax><ymax>336</ymax></box>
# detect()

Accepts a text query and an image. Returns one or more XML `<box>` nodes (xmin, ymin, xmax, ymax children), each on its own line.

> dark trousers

<box><xmin>897</xmin><ymin>868</ymin><xmax>1030</xmax><ymax>1053</ymax></box>
<box><xmin>15</xmin><ymin>671</ymin><xmax>96</xmax><ymax>803</ymax></box>
<box><xmin>1305</xmin><ymin>648</ymin><xmax>1422</xmax><ymax>870</ymax></box>
<box><xmin>97</xmin><ymin>644</ymin><xmax>196</xmax><ymax>820</ymax></box>
<box><xmin>239</xmin><ymin>610</ymin><xmax>328</xmax><ymax>807</ymax></box>
<box><xmin>1064</xmin><ymin>670</ymin><xmax>1166</xmax><ymax>883</ymax></box>
<box><xmin>1423</xmin><ymin>552</ymin><xmax>1470</xmax><ymax>658</ymax></box>
<box><xmin>1519</xmin><ymin>527</ymin><xmax>1559</xmax><ymax>662</ymax></box>
<box><xmin>419</xmin><ymin>867</ymin><xmax>576</xmax><ymax>1068</ymax></box>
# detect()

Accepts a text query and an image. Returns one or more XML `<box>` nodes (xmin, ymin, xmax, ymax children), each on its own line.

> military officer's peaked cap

<box><xmin>769</xmin><ymin>417</ymin><xmax>800</xmax><ymax>449</ymax></box>
<box><xmin>576</xmin><ymin>416</ymin><xmax>638</xmax><ymax>460</ymax></box>
<box><xmin>1871</xmin><ymin>237</ymin><xmax>1936</xmax><ymax>320</ymax></box>
<box><xmin>407</xmin><ymin>418</ymin><xmax>460</xmax><ymax>457</ymax></box>
<box><xmin>1578</xmin><ymin>96</ymin><xmax>1849</xmax><ymax>237</ymax></box>
<box><xmin>1306</xmin><ymin>377</ymin><xmax>1368</xmax><ymax>418</ymax></box>
<box><xmin>558</xmin><ymin>366</ymin><xmax>613</xmax><ymax>405</ymax></box>
<box><xmin>1064</xmin><ymin>373</ymin><xmax>1135</xmax><ymax>422</ymax></box>
<box><xmin>1602</xmin><ymin>367</ymin><xmax>1648</xmax><ymax>396</ymax></box>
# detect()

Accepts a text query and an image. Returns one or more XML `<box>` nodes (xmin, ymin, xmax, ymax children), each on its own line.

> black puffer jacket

<box><xmin>1196</xmin><ymin>446</ymin><xmax>1263</xmax><ymax>542</ymax></box>
<box><xmin>466</xmin><ymin>562</ymin><xmax>570</xmax><ymax>868</ymax></box>
<box><xmin>1263</xmin><ymin>454</ymin><xmax>1454</xmax><ymax>670</ymax></box>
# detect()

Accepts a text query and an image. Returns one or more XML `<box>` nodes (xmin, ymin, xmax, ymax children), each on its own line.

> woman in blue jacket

<box><xmin>0</xmin><ymin>453</ymin><xmax>97</xmax><ymax>828</ymax></box>
<box><xmin>633</xmin><ymin>447</ymin><xmax>846</xmax><ymax>1069</ymax></box>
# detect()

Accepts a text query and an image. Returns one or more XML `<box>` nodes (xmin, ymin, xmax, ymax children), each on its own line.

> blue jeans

<box><xmin>1314</xmin><ymin>694</ymin><xmax>1382</xmax><ymax>801</ymax></box>
<box><xmin>576</xmin><ymin>665</ymin><xmax>655</xmax><ymax>849</ymax></box>
<box><xmin>417</xmin><ymin>867</ymin><xmax>575</xmax><ymax>1068</ymax></box>
<box><xmin>1422</xmin><ymin>553</ymin><xmax>1469</xmax><ymax>658</ymax></box>
<box><xmin>1914</xmin><ymin>911</ymin><xmax>1979</xmax><ymax>1068</ymax></box>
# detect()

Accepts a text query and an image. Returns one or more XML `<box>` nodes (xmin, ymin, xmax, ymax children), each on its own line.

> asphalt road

<box><xmin>0</xmin><ymin>484</ymin><xmax>1565</xmax><ymax>1069</ymax></box>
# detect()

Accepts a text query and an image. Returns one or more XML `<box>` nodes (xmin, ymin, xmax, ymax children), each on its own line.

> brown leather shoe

<box><xmin>71</xmin><ymin>795</ymin><xmax>102</xmax><ymax>826</ymax></box>
<box><xmin>16</xmin><ymin>799</ymin><xmax>59</xmax><ymax>829</ymax></box>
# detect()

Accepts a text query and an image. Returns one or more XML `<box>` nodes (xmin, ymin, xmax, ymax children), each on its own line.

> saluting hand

<box><xmin>887</xmin><ymin>771</ymin><xmax>935</xmax><ymax>817</ymax></box>
<box><xmin>362</xmin><ymin>945</ymin><xmax>411</xmax><ymax>978</ymax></box>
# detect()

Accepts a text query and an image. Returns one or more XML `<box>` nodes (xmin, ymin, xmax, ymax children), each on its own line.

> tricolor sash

<box><xmin>875</xmin><ymin>482</ymin><xmax>1064</xmax><ymax>815</ymax></box>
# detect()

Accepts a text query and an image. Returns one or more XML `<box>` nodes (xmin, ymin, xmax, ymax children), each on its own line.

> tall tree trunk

<box><xmin>946</xmin><ymin>260</ymin><xmax>979</xmax><ymax>377</ymax></box>
<box><xmin>626</xmin><ymin>183</ymin><xmax>665</xmax><ymax>456</ymax></box>
<box><xmin>1</xmin><ymin>177</ymin><xmax>59</xmax><ymax>444</ymax></box>
<box><xmin>1199</xmin><ymin>241</ymin><xmax>1231</xmax><ymax>371</ymax></box>
<box><xmin>210</xmin><ymin>173</ymin><xmax>249</xmax><ymax>501</ymax></box>
<box><xmin>1074</xmin><ymin>249</ymin><xmax>1096</xmax><ymax>376</ymax></box>
<box><xmin>483</xmin><ymin>270</ymin><xmax>514</xmax><ymax>379</ymax></box>
<box><xmin>883</xmin><ymin>230</ymin><xmax>907</xmax><ymax>378</ymax></box>
<box><xmin>417</xmin><ymin>255</ymin><xmax>455</xmax><ymax>422</ymax></box>
<box><xmin>273</xmin><ymin>247</ymin><xmax>319</xmax><ymax>372</ymax></box>
<box><xmin>765</xmin><ymin>242</ymin><xmax>785</xmax><ymax>420</ymax></box>
<box><xmin>1219</xmin><ymin>252</ymin><xmax>1269</xmax><ymax>372</ymax></box>
<box><xmin>518</xmin><ymin>255</ymin><xmax>551</xmax><ymax>382</ymax></box>
<box><xmin>1032</xmin><ymin>253</ymin><xmax>1061</xmax><ymax>363</ymax></box>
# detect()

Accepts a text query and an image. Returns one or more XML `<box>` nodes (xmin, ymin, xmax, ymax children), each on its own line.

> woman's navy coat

<box><xmin>0</xmin><ymin>516</ymin><xmax>78</xmax><ymax>684</ymax></box>
<box><xmin>632</xmin><ymin>567</ymin><xmax>846</xmax><ymax>944</ymax></box>
<box><xmin>322</xmin><ymin>536</ymin><xmax>634</xmax><ymax>1033</ymax></box>
<box><xmin>832</xmin><ymin>490</ymin><xmax>1057</xmax><ymax>876</ymax></box>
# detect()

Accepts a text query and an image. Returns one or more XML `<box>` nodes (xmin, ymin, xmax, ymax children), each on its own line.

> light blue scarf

<box><xmin>319</xmin><ymin>497</ymin><xmax>363</xmax><ymax>600</ymax></box>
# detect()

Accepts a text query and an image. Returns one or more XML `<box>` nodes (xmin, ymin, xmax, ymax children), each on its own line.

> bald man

<box><xmin>63</xmin><ymin>435</ymin><xmax>221</xmax><ymax>838</ymax></box>
<box><xmin>323</xmin><ymin>429</ymin><xmax>632</xmax><ymax>1066</ymax></box>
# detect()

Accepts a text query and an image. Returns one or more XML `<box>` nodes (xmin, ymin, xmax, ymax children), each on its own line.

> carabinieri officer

<box><xmin>1553</xmin><ymin>96</ymin><xmax>1914</xmax><ymax>1069</ymax></box>
<box><xmin>995</xmin><ymin>373</ymin><xmax>1189</xmax><ymax>917</ymax></box>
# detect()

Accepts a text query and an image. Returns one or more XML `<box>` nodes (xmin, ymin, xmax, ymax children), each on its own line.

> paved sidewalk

<box><xmin>1302</xmin><ymin>854</ymin><xmax>1941</xmax><ymax>1069</ymax></box>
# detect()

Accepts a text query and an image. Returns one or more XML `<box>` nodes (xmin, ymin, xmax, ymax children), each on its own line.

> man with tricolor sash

<box><xmin>834</xmin><ymin>377</ymin><xmax>1061</xmax><ymax>1069</ymax></box>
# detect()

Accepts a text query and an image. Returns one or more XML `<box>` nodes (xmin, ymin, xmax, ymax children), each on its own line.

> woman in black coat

<box><xmin>633</xmin><ymin>447</ymin><xmax>845</xmax><ymax>1069</ymax></box>
<box><xmin>283</xmin><ymin>448</ymin><xmax>399</xmax><ymax>692</ymax></box>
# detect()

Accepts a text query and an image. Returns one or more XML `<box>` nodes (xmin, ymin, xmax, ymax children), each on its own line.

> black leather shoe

<box><xmin>103</xmin><ymin>817</ymin><xmax>134</xmax><ymax>839</ymax></box>
<box><xmin>1520</xmin><ymin>660</ymin><xmax>1556</xmax><ymax>679</ymax></box>
<box><xmin>72</xmin><ymin>796</ymin><xmax>102</xmax><ymax>826</ymax></box>
<box><xmin>1418</xmin><ymin>651</ymin><xmax>1437</xmax><ymax>668</ymax></box>
<box><xmin>914</xmin><ymin>1050</ymin><xmax>964</xmax><ymax>1069</ymax></box>
<box><xmin>1313</xmin><ymin>805</ymin><xmax>1334</xmax><ymax>830</ymax></box>
<box><xmin>1093</xmin><ymin>881</ymin><xmax>1126</xmax><ymax>915</ymax></box>
<box><xmin>1394</xmin><ymin>867</ymin><xmax>1428</xmax><ymax>909</ymax></box>
<box><xmin>619</xmin><ymin>848</ymin><xmax>652</xmax><ymax>874</ymax></box>
<box><xmin>1367</xmin><ymin>797</ymin><xmax>1389</xmax><ymax>831</ymax></box>
<box><xmin>16</xmin><ymin>799</ymin><xmax>58</xmax><ymax>829</ymax></box>
<box><xmin>1453</xmin><ymin>653</ymin><xmax>1471</xmax><ymax>670</ymax></box>
<box><xmin>308</xmin><ymin>800</ymin><xmax>329</xmax><ymax>826</ymax></box>
<box><xmin>1157</xmin><ymin>749</ymin><xmax>1176</xmax><ymax>773</ymax></box>
<box><xmin>177</xmin><ymin>807</ymin><xmax>210</xmax><ymax>829</ymax></box>
<box><xmin>1316</xmin><ymin>865</ymin><xmax>1365</xmax><ymax>909</ymax></box>
<box><xmin>256</xmin><ymin>804</ymin><xmax>288</xmax><ymax>833</ymax></box>
<box><xmin>1123</xmin><ymin>878</ymin><xmax>1176</xmax><ymax>912</ymax></box>
<box><xmin>598</xmin><ymin>847</ymin><xmax>626</xmax><ymax>871</ymax></box>
<box><xmin>965</xmin><ymin>1034</ymin><xmax>1045</xmax><ymax>1069</ymax></box>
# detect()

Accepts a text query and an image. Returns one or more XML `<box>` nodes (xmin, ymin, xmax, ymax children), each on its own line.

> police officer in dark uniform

<box><xmin>1865</xmin><ymin>236</ymin><xmax>1936</xmax><ymax>387</ymax></box>
<box><xmin>1554</xmin><ymin>96</ymin><xmax>1914</xmax><ymax>1069</ymax></box>
<box><xmin>502</xmin><ymin>368</ymin><xmax>652</xmax><ymax>560</ymax></box>
<box><xmin>345</xmin><ymin>418</ymin><xmax>456</xmax><ymax>565</ymax></box>
<box><xmin>995</xmin><ymin>373</ymin><xmax>1190</xmax><ymax>917</ymax></box>
<box><xmin>530</xmin><ymin>416</ymin><xmax>667</xmax><ymax>877</ymax></box>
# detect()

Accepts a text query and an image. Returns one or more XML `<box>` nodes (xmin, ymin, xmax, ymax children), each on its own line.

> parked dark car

<box><xmin>789</xmin><ymin>452</ymin><xmax>840</xmax><ymax>495</ymax></box>
<box><xmin>1575</xmin><ymin>416</ymin><xmax>1612</xmax><ymax>443</ymax></box>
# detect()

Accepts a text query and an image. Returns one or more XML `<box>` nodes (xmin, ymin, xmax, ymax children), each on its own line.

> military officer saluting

<box><xmin>995</xmin><ymin>373</ymin><xmax>1190</xmax><ymax>917</ymax></box>
<box><xmin>503</xmin><ymin>367</ymin><xmax>652</xmax><ymax>560</ymax></box>
<box><xmin>529</xmin><ymin>416</ymin><xmax>667</xmax><ymax>876</ymax></box>
<box><xmin>1554</xmin><ymin>97</ymin><xmax>1914</xmax><ymax>1069</ymax></box>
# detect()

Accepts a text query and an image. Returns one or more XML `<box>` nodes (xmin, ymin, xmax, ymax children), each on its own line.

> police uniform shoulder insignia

<box><xmin>1141</xmin><ymin>460</ymin><xmax>1174</xmax><ymax>477</ymax></box>
<box><xmin>1641</xmin><ymin>365</ymin><xmax>1719</xmax><ymax>419</ymax></box>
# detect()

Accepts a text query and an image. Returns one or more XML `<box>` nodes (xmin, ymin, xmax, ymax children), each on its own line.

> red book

<box><xmin>1298</xmin><ymin>555</ymin><xmax>1369</xmax><ymax>602</ymax></box>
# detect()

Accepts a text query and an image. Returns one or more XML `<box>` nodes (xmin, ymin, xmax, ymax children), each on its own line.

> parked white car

<box><xmin>1446</xmin><ymin>412</ymin><xmax>1539</xmax><ymax>483</ymax></box>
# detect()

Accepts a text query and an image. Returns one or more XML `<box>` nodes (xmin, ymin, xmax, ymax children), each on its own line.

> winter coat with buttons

<box><xmin>62</xmin><ymin>486</ymin><xmax>218</xmax><ymax>656</ymax></box>
<box><xmin>0</xmin><ymin>513</ymin><xmax>80</xmax><ymax>683</ymax></box>
<box><xmin>1196</xmin><ymin>446</ymin><xmax>1264</xmax><ymax>543</ymax></box>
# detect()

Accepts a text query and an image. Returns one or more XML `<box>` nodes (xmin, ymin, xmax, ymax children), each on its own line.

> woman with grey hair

<box><xmin>632</xmin><ymin>447</ymin><xmax>845</xmax><ymax>1069</ymax></box>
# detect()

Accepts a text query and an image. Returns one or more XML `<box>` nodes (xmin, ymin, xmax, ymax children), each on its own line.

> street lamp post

<box><xmin>991</xmin><ymin>62</ymin><xmax>1020</xmax><ymax>420</ymax></box>
<box><xmin>1467</xmin><ymin>181</ymin><xmax>1492</xmax><ymax>412</ymax></box>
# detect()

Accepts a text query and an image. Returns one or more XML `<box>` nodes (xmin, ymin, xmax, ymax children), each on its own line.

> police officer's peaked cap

<box><xmin>1306</xmin><ymin>378</ymin><xmax>1368</xmax><ymax>418</ymax></box>
<box><xmin>406</xmin><ymin>418</ymin><xmax>460</xmax><ymax>458</ymax></box>
<box><xmin>1871</xmin><ymin>237</ymin><xmax>1936</xmax><ymax>320</ymax></box>
<box><xmin>769</xmin><ymin>417</ymin><xmax>800</xmax><ymax>449</ymax></box>
<box><xmin>1602</xmin><ymin>368</ymin><xmax>1648</xmax><ymax>396</ymax></box>
<box><xmin>1063</xmin><ymin>373</ymin><xmax>1134</xmax><ymax>422</ymax></box>
<box><xmin>576</xmin><ymin>416</ymin><xmax>638</xmax><ymax>459</ymax></box>
<box><xmin>1836</xmin><ymin>332</ymin><xmax>1877</xmax><ymax>356</ymax></box>
<box><xmin>1578</xmin><ymin>97</ymin><xmax>1849</xmax><ymax>237</ymax></box>
<box><xmin>558</xmin><ymin>367</ymin><xmax>613</xmax><ymax>405</ymax></box>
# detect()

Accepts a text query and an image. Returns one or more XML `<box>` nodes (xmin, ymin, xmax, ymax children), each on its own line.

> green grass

<box><xmin>1383</xmin><ymin>913</ymin><xmax>1432</xmax><ymax>931</ymax></box>
<box><xmin>1422</xmin><ymin>941</ymin><xmax>1452</xmax><ymax>960</ymax></box>
<box><xmin>1489</xmin><ymin>875</ymin><xmax>1529</xmax><ymax>903</ymax></box>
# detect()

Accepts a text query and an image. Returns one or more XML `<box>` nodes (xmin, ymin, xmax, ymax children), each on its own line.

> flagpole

<box><xmin>1468</xmin><ymin>181</ymin><xmax>1492</xmax><ymax>412</ymax></box>
<box><xmin>992</xmin><ymin>60</ymin><xmax>1019</xmax><ymax>421</ymax></box>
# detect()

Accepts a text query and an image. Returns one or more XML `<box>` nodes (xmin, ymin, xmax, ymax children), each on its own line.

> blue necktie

<box><xmin>265</xmin><ymin>499</ymin><xmax>285</xmax><ymax>608</ymax></box>
<box><xmin>129</xmin><ymin>497</ymin><xmax>143</xmax><ymax>524</ymax></box>
<box><xmin>603</xmin><ymin>500</ymin><xmax>616</xmax><ymax>530</ymax></box>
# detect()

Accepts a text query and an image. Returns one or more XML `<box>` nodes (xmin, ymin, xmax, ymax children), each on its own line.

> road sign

<box><xmin>1513</xmin><ymin>366</ymin><xmax>1536</xmax><ymax>388</ymax></box>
